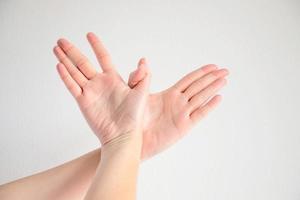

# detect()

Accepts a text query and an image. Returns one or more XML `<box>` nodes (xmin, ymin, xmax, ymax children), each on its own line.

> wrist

<box><xmin>101</xmin><ymin>130</ymin><xmax>142</xmax><ymax>160</ymax></box>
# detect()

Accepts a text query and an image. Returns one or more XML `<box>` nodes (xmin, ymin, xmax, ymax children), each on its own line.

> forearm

<box><xmin>0</xmin><ymin>148</ymin><xmax>101</xmax><ymax>200</ymax></box>
<box><xmin>84</xmin><ymin>134</ymin><xmax>142</xmax><ymax>200</ymax></box>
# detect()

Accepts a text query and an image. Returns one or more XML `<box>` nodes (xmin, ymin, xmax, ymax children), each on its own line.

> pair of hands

<box><xmin>53</xmin><ymin>32</ymin><xmax>229</xmax><ymax>159</ymax></box>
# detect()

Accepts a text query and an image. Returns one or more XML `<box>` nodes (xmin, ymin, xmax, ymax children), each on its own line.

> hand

<box><xmin>53</xmin><ymin>32</ymin><xmax>229</xmax><ymax>159</ymax></box>
<box><xmin>53</xmin><ymin>33</ymin><xmax>151</xmax><ymax>147</ymax></box>
<box><xmin>141</xmin><ymin>64</ymin><xmax>228</xmax><ymax>158</ymax></box>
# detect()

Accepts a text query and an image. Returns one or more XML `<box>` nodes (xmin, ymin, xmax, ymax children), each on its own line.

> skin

<box><xmin>54</xmin><ymin>35</ymin><xmax>151</xmax><ymax>145</ymax></box>
<box><xmin>53</xmin><ymin>32</ymin><xmax>229</xmax><ymax>159</ymax></box>
<box><xmin>0</xmin><ymin>150</ymin><xmax>101</xmax><ymax>200</ymax></box>
<box><xmin>54</xmin><ymin>33</ymin><xmax>152</xmax><ymax>200</ymax></box>
<box><xmin>84</xmin><ymin>134</ymin><xmax>142</xmax><ymax>200</ymax></box>
<box><xmin>0</xmin><ymin>32</ymin><xmax>229</xmax><ymax>200</ymax></box>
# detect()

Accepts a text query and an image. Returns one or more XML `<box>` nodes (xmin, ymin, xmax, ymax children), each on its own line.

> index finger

<box><xmin>86</xmin><ymin>32</ymin><xmax>115</xmax><ymax>73</ymax></box>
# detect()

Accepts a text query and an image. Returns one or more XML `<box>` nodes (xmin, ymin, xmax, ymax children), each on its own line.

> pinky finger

<box><xmin>56</xmin><ymin>63</ymin><xmax>82</xmax><ymax>98</ymax></box>
<box><xmin>189</xmin><ymin>95</ymin><xmax>222</xmax><ymax>123</ymax></box>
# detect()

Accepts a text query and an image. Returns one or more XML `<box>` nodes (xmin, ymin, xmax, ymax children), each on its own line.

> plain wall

<box><xmin>0</xmin><ymin>0</ymin><xmax>299</xmax><ymax>199</ymax></box>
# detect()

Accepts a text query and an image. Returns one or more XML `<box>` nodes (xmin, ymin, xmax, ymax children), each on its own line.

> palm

<box><xmin>142</xmin><ymin>66</ymin><xmax>229</xmax><ymax>159</ymax></box>
<box><xmin>77</xmin><ymin>73</ymin><xmax>147</xmax><ymax>144</ymax></box>
<box><xmin>141</xmin><ymin>89</ymin><xmax>187</xmax><ymax>158</ymax></box>
<box><xmin>54</xmin><ymin>32</ymin><xmax>228</xmax><ymax>159</ymax></box>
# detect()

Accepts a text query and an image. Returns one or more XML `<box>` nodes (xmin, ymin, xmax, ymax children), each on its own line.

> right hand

<box><xmin>54</xmin><ymin>33</ymin><xmax>151</xmax><ymax>148</ymax></box>
<box><xmin>53</xmin><ymin>32</ymin><xmax>229</xmax><ymax>159</ymax></box>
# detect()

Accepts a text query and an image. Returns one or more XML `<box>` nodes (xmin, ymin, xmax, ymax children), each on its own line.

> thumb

<box><xmin>132</xmin><ymin>58</ymin><xmax>151</xmax><ymax>92</ymax></box>
<box><xmin>128</xmin><ymin>57</ymin><xmax>148</xmax><ymax>88</ymax></box>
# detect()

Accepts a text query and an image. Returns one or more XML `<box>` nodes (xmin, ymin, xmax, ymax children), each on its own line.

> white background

<box><xmin>0</xmin><ymin>0</ymin><xmax>299</xmax><ymax>199</ymax></box>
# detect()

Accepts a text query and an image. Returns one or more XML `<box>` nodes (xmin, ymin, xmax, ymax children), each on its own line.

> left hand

<box><xmin>53</xmin><ymin>32</ymin><xmax>229</xmax><ymax>159</ymax></box>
